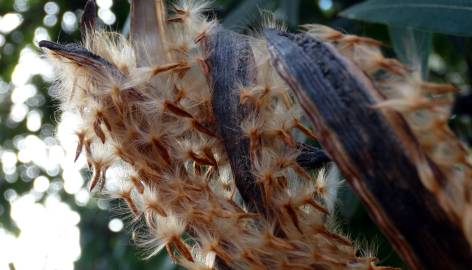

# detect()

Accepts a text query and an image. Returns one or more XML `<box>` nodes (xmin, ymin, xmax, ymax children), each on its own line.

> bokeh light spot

<box><xmin>0</xmin><ymin>13</ymin><xmax>23</xmax><ymax>34</ymax></box>
<box><xmin>0</xmin><ymin>34</ymin><xmax>5</xmax><ymax>47</ymax></box>
<box><xmin>319</xmin><ymin>0</ymin><xmax>333</xmax><ymax>11</ymax></box>
<box><xmin>108</xmin><ymin>218</ymin><xmax>124</xmax><ymax>232</ymax></box>
<box><xmin>97</xmin><ymin>0</ymin><xmax>113</xmax><ymax>9</ymax></box>
<box><xmin>61</xmin><ymin>11</ymin><xmax>78</xmax><ymax>33</ymax></box>
<box><xmin>33</xmin><ymin>176</ymin><xmax>50</xmax><ymax>193</ymax></box>
<box><xmin>98</xmin><ymin>8</ymin><xmax>116</xmax><ymax>25</ymax></box>
<box><xmin>43</xmin><ymin>14</ymin><xmax>58</xmax><ymax>27</ymax></box>
<box><xmin>14</xmin><ymin>0</ymin><xmax>30</xmax><ymax>12</ymax></box>
<box><xmin>44</xmin><ymin>2</ymin><xmax>60</xmax><ymax>15</ymax></box>
<box><xmin>26</xmin><ymin>110</ymin><xmax>42</xmax><ymax>132</ymax></box>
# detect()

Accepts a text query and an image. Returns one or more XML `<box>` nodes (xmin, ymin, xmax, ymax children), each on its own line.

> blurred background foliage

<box><xmin>0</xmin><ymin>0</ymin><xmax>471</xmax><ymax>269</ymax></box>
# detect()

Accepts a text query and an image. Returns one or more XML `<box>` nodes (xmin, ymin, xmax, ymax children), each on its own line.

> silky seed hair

<box><xmin>39</xmin><ymin>1</ymin><xmax>417</xmax><ymax>269</ymax></box>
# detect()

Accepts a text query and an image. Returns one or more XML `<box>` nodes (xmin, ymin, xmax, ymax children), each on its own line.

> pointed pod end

<box><xmin>37</xmin><ymin>40</ymin><xmax>86</xmax><ymax>57</ymax></box>
<box><xmin>83</xmin><ymin>0</ymin><xmax>97</xmax><ymax>14</ymax></box>
<box><xmin>38</xmin><ymin>40</ymin><xmax>61</xmax><ymax>51</ymax></box>
<box><xmin>81</xmin><ymin>0</ymin><xmax>97</xmax><ymax>35</ymax></box>
<box><xmin>38</xmin><ymin>39</ymin><xmax>118</xmax><ymax>74</ymax></box>
<box><xmin>38</xmin><ymin>40</ymin><xmax>89</xmax><ymax>55</ymax></box>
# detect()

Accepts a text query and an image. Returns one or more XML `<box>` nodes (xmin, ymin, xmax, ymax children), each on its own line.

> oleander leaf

<box><xmin>222</xmin><ymin>0</ymin><xmax>273</xmax><ymax>29</ymax></box>
<box><xmin>341</xmin><ymin>0</ymin><xmax>472</xmax><ymax>36</ymax></box>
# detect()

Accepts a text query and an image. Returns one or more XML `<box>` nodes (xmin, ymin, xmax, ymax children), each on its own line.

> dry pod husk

<box><xmin>40</xmin><ymin>0</ymin><xmax>471</xmax><ymax>269</ymax></box>
<box><xmin>264</xmin><ymin>29</ymin><xmax>472</xmax><ymax>269</ymax></box>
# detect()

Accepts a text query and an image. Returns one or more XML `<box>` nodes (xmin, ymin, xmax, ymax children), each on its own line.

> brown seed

<box><xmin>74</xmin><ymin>133</ymin><xmax>85</xmax><ymax>162</ymax></box>
<box><xmin>164</xmin><ymin>101</ymin><xmax>193</xmax><ymax>118</ymax></box>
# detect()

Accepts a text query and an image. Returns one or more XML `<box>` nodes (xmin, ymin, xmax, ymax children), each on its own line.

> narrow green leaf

<box><xmin>389</xmin><ymin>26</ymin><xmax>432</xmax><ymax>79</ymax></box>
<box><xmin>222</xmin><ymin>0</ymin><xmax>272</xmax><ymax>29</ymax></box>
<box><xmin>340</xmin><ymin>0</ymin><xmax>472</xmax><ymax>37</ymax></box>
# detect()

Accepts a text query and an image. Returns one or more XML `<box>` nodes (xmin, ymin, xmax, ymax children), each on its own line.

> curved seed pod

<box><xmin>42</xmin><ymin>1</ymin><xmax>415</xmax><ymax>269</ymax></box>
<box><xmin>204</xmin><ymin>27</ymin><xmax>266</xmax><ymax>215</ymax></box>
<box><xmin>38</xmin><ymin>40</ymin><xmax>121</xmax><ymax>77</ymax></box>
<box><xmin>264</xmin><ymin>29</ymin><xmax>472</xmax><ymax>270</ymax></box>
<box><xmin>205</xmin><ymin>27</ymin><xmax>330</xmax><ymax>216</ymax></box>
<box><xmin>80</xmin><ymin>0</ymin><xmax>97</xmax><ymax>36</ymax></box>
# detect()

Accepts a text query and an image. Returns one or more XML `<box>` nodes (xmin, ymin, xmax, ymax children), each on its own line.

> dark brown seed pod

<box><xmin>38</xmin><ymin>40</ymin><xmax>121</xmax><ymax>77</ymax></box>
<box><xmin>264</xmin><ymin>29</ymin><xmax>472</xmax><ymax>270</ymax></box>
<box><xmin>296</xmin><ymin>143</ymin><xmax>331</xmax><ymax>169</ymax></box>
<box><xmin>204</xmin><ymin>27</ymin><xmax>266</xmax><ymax>216</ymax></box>
<box><xmin>80</xmin><ymin>0</ymin><xmax>97</xmax><ymax>36</ymax></box>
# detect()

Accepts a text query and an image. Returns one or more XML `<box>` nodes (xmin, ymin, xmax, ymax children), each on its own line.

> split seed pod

<box><xmin>264</xmin><ymin>29</ymin><xmax>472</xmax><ymax>270</ymax></box>
<box><xmin>39</xmin><ymin>0</ymin><xmax>472</xmax><ymax>269</ymax></box>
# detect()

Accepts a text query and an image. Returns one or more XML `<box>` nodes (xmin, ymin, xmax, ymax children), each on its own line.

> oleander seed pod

<box><xmin>264</xmin><ymin>28</ymin><xmax>472</xmax><ymax>269</ymax></box>
<box><xmin>39</xmin><ymin>0</ymin><xmax>472</xmax><ymax>269</ymax></box>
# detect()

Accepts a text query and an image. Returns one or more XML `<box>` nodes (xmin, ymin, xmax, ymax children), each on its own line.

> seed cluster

<box><xmin>42</xmin><ymin>1</ymin><xmax>381</xmax><ymax>269</ymax></box>
<box><xmin>40</xmin><ymin>0</ymin><xmax>472</xmax><ymax>269</ymax></box>
<box><xmin>302</xmin><ymin>25</ymin><xmax>472</xmax><ymax>244</ymax></box>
